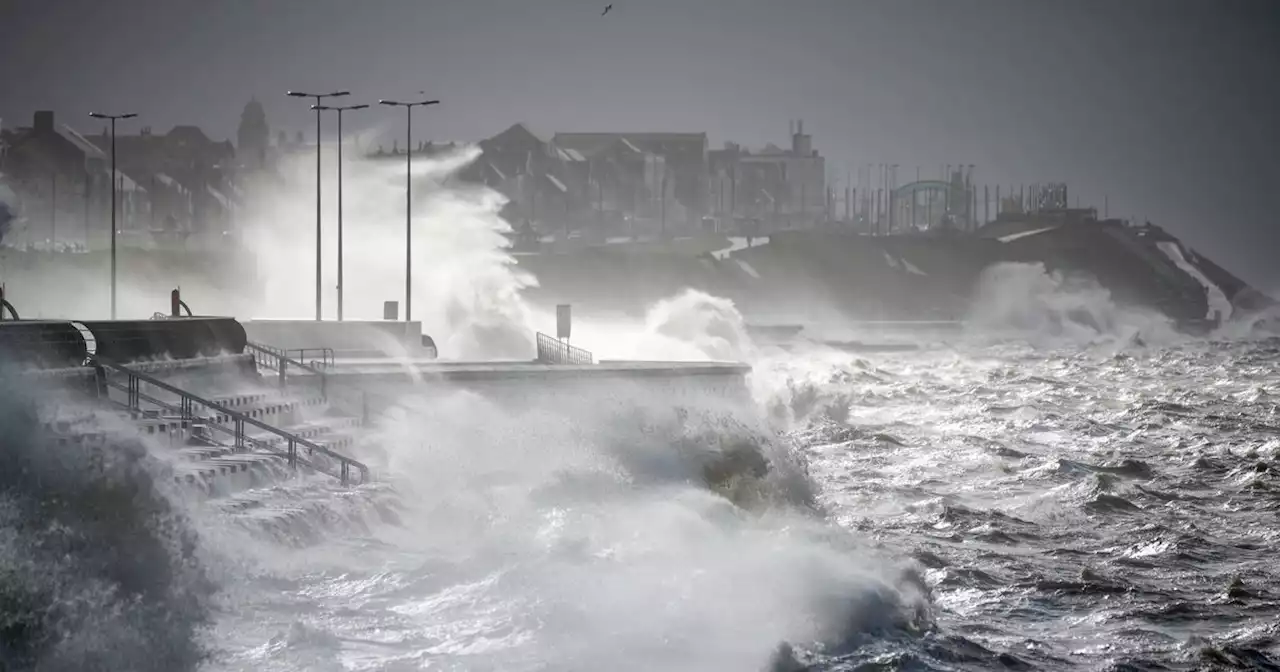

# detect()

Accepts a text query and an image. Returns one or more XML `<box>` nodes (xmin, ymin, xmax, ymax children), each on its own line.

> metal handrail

<box><xmin>244</xmin><ymin>341</ymin><xmax>394</xmax><ymax>425</ymax></box>
<box><xmin>101</xmin><ymin>377</ymin><xmax>332</xmax><ymax>474</ymax></box>
<box><xmin>289</xmin><ymin>347</ymin><xmax>335</xmax><ymax>369</ymax></box>
<box><xmin>94</xmin><ymin>356</ymin><xmax>369</xmax><ymax>486</ymax></box>
<box><xmin>535</xmin><ymin>332</ymin><xmax>593</xmax><ymax>365</ymax></box>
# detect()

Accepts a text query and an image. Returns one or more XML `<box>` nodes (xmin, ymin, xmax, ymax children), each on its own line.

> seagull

<box><xmin>602</xmin><ymin>4</ymin><xmax>612</xmax><ymax>15</ymax></box>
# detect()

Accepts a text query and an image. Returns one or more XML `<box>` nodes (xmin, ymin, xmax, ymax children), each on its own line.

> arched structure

<box><xmin>891</xmin><ymin>180</ymin><xmax>952</xmax><ymax>233</ymax></box>
<box><xmin>891</xmin><ymin>178</ymin><xmax>975</xmax><ymax>232</ymax></box>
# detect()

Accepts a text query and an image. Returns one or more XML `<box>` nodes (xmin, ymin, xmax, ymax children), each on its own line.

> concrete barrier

<box><xmin>243</xmin><ymin>319</ymin><xmax>435</xmax><ymax>358</ymax></box>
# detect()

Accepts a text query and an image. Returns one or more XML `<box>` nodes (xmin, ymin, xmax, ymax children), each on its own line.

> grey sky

<box><xmin>3</xmin><ymin>0</ymin><xmax>1278</xmax><ymax>287</ymax></box>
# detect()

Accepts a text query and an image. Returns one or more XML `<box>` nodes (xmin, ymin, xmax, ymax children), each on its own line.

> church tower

<box><xmin>237</xmin><ymin>97</ymin><xmax>270</xmax><ymax>168</ymax></box>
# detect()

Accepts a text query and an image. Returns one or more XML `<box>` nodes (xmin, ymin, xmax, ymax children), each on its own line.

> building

<box><xmin>739</xmin><ymin>121</ymin><xmax>827</xmax><ymax>222</ymax></box>
<box><xmin>710</xmin><ymin>142</ymin><xmax>788</xmax><ymax>225</ymax></box>
<box><xmin>702</xmin><ymin>121</ymin><xmax>828</xmax><ymax>232</ymax></box>
<box><xmin>86</xmin><ymin>123</ymin><xmax>237</xmax><ymax>242</ymax></box>
<box><xmin>236</xmin><ymin>98</ymin><xmax>270</xmax><ymax>170</ymax></box>
<box><xmin>449</xmin><ymin>124</ymin><xmax>587</xmax><ymax>235</ymax></box>
<box><xmin>551</xmin><ymin>132</ymin><xmax>708</xmax><ymax>222</ymax></box>
<box><xmin>0</xmin><ymin>110</ymin><xmax>133</xmax><ymax>249</ymax></box>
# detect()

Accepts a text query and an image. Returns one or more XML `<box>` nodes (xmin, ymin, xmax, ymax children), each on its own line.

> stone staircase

<box><xmin>108</xmin><ymin>371</ymin><xmax>369</xmax><ymax>494</ymax></box>
<box><xmin>30</xmin><ymin>355</ymin><xmax>395</xmax><ymax>546</ymax></box>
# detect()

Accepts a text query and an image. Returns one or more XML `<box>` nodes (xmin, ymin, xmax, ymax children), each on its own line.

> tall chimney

<box><xmin>792</xmin><ymin>119</ymin><xmax>811</xmax><ymax>157</ymax></box>
<box><xmin>33</xmin><ymin>110</ymin><xmax>54</xmax><ymax>133</ymax></box>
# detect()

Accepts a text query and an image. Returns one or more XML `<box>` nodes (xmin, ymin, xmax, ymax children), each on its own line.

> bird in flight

<box><xmin>602</xmin><ymin>4</ymin><xmax>612</xmax><ymax>15</ymax></box>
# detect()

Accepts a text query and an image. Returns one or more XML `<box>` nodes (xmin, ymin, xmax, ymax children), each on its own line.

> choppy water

<box><xmin>7</xmin><ymin>308</ymin><xmax>1280</xmax><ymax>670</ymax></box>
<box><xmin>182</xmin><ymin>333</ymin><xmax>1278</xmax><ymax>672</ymax></box>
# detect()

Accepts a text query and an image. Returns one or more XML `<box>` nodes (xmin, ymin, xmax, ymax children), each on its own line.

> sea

<box><xmin>4</xmin><ymin>266</ymin><xmax>1280</xmax><ymax>671</ymax></box>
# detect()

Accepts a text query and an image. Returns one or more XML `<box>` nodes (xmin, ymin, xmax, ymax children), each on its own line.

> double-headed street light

<box><xmin>287</xmin><ymin>90</ymin><xmax>349</xmax><ymax>321</ymax></box>
<box><xmin>88</xmin><ymin>111</ymin><xmax>138</xmax><ymax>319</ymax></box>
<box><xmin>378</xmin><ymin>98</ymin><xmax>439</xmax><ymax>323</ymax></box>
<box><xmin>312</xmin><ymin>103</ymin><xmax>368</xmax><ymax>322</ymax></box>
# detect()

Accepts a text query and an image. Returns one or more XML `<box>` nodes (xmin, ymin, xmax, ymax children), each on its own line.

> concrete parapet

<box><xmin>243</xmin><ymin>319</ymin><xmax>435</xmax><ymax>359</ymax></box>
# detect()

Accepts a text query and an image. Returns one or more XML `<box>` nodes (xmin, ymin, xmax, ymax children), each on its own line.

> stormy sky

<box><xmin>2</xmin><ymin>0</ymin><xmax>1278</xmax><ymax>288</ymax></box>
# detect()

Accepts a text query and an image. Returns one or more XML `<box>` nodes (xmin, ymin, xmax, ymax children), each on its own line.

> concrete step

<box><xmin>211</xmin><ymin>479</ymin><xmax>400</xmax><ymax>548</ymax></box>
<box><xmin>171</xmin><ymin>450</ymin><xmax>294</xmax><ymax>498</ymax></box>
<box><xmin>208</xmin><ymin>392</ymin><xmax>326</xmax><ymax>415</ymax></box>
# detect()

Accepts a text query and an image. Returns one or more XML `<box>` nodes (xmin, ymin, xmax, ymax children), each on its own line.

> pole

<box><xmin>337</xmin><ymin>108</ymin><xmax>345</xmax><ymax>321</ymax></box>
<box><xmin>83</xmin><ymin>172</ymin><xmax>90</xmax><ymax>249</ymax></box>
<box><xmin>50</xmin><ymin>173</ymin><xmax>56</xmax><ymax>247</ymax></box>
<box><xmin>314</xmin><ymin>99</ymin><xmax>322</xmax><ymax>321</ymax></box>
<box><xmin>660</xmin><ymin>165</ymin><xmax>667</xmax><ymax>237</ymax></box>
<box><xmin>110</xmin><ymin>117</ymin><xmax>117</xmax><ymax>319</ymax></box>
<box><xmin>405</xmin><ymin>106</ymin><xmax>413</xmax><ymax>322</ymax></box>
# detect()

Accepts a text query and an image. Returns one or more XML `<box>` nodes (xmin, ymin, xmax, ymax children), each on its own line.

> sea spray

<box><xmin>239</xmin><ymin>143</ymin><xmax>537</xmax><ymax>358</ymax></box>
<box><xmin>0</xmin><ymin>376</ymin><xmax>213</xmax><ymax>671</ymax></box>
<box><xmin>342</xmin><ymin>378</ymin><xmax>930</xmax><ymax>671</ymax></box>
<box><xmin>571</xmin><ymin>289</ymin><xmax>759</xmax><ymax>363</ymax></box>
<box><xmin>965</xmin><ymin>261</ymin><xmax>1179</xmax><ymax>346</ymax></box>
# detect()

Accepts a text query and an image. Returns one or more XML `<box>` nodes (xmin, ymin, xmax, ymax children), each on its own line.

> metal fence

<box><xmin>245</xmin><ymin>341</ymin><xmax>393</xmax><ymax>424</ymax></box>
<box><xmin>96</xmin><ymin>356</ymin><xmax>369</xmax><ymax>485</ymax></box>
<box><xmin>535</xmin><ymin>332</ymin><xmax>593</xmax><ymax>365</ymax></box>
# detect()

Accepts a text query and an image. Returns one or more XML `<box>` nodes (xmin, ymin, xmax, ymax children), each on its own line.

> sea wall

<box><xmin>514</xmin><ymin>226</ymin><xmax>1233</xmax><ymax>328</ymax></box>
<box><xmin>313</xmin><ymin>361</ymin><xmax>753</xmax><ymax>415</ymax></box>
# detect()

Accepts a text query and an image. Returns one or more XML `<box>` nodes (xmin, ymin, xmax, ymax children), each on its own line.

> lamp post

<box><xmin>312</xmin><ymin>103</ymin><xmax>368</xmax><ymax>322</ymax></box>
<box><xmin>287</xmin><ymin>90</ymin><xmax>349</xmax><ymax>321</ymax></box>
<box><xmin>88</xmin><ymin>111</ymin><xmax>137</xmax><ymax>319</ymax></box>
<box><xmin>378</xmin><ymin>97</ymin><xmax>439</xmax><ymax>323</ymax></box>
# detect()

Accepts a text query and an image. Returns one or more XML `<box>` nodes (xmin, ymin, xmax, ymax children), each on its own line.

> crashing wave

<box><xmin>0</xmin><ymin>376</ymin><xmax>213</xmax><ymax>671</ymax></box>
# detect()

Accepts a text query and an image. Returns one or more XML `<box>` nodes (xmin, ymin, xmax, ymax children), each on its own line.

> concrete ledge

<box><xmin>325</xmin><ymin>359</ymin><xmax>752</xmax><ymax>382</ymax></box>
<box><xmin>243</xmin><ymin>319</ymin><xmax>434</xmax><ymax>358</ymax></box>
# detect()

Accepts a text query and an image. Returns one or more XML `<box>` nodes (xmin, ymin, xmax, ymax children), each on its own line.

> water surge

<box><xmin>0</xmin><ymin>377</ymin><xmax>213</xmax><ymax>671</ymax></box>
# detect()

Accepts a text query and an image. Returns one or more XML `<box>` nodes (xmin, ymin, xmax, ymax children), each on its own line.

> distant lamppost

<box><xmin>287</xmin><ymin>89</ymin><xmax>349</xmax><ymax>321</ymax></box>
<box><xmin>312</xmin><ymin>103</ymin><xmax>368</xmax><ymax>322</ymax></box>
<box><xmin>378</xmin><ymin>97</ymin><xmax>439</xmax><ymax>323</ymax></box>
<box><xmin>89</xmin><ymin>111</ymin><xmax>137</xmax><ymax>319</ymax></box>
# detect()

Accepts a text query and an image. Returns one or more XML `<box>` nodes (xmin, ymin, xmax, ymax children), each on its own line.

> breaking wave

<box><xmin>0</xmin><ymin>375</ymin><xmax>213</xmax><ymax>672</ymax></box>
<box><xmin>205</xmin><ymin>366</ymin><xmax>934</xmax><ymax>671</ymax></box>
<box><xmin>965</xmin><ymin>262</ymin><xmax>1179</xmax><ymax>346</ymax></box>
<box><xmin>573</xmin><ymin>289</ymin><xmax>759</xmax><ymax>363</ymax></box>
<box><xmin>241</xmin><ymin>144</ymin><xmax>538</xmax><ymax>359</ymax></box>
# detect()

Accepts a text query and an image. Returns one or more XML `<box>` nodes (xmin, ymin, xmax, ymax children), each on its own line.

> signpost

<box><xmin>556</xmin><ymin>304</ymin><xmax>571</xmax><ymax>341</ymax></box>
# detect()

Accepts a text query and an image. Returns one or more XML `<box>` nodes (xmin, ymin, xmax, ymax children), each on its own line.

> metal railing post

<box><xmin>127</xmin><ymin>374</ymin><xmax>139</xmax><ymax>411</ymax></box>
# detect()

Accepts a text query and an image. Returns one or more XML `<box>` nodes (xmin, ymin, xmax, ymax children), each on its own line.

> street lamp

<box><xmin>378</xmin><ymin>97</ymin><xmax>439</xmax><ymax>323</ymax></box>
<box><xmin>286</xmin><ymin>89</ymin><xmax>349</xmax><ymax>321</ymax></box>
<box><xmin>312</xmin><ymin>103</ymin><xmax>368</xmax><ymax>322</ymax></box>
<box><xmin>88</xmin><ymin>111</ymin><xmax>137</xmax><ymax>319</ymax></box>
